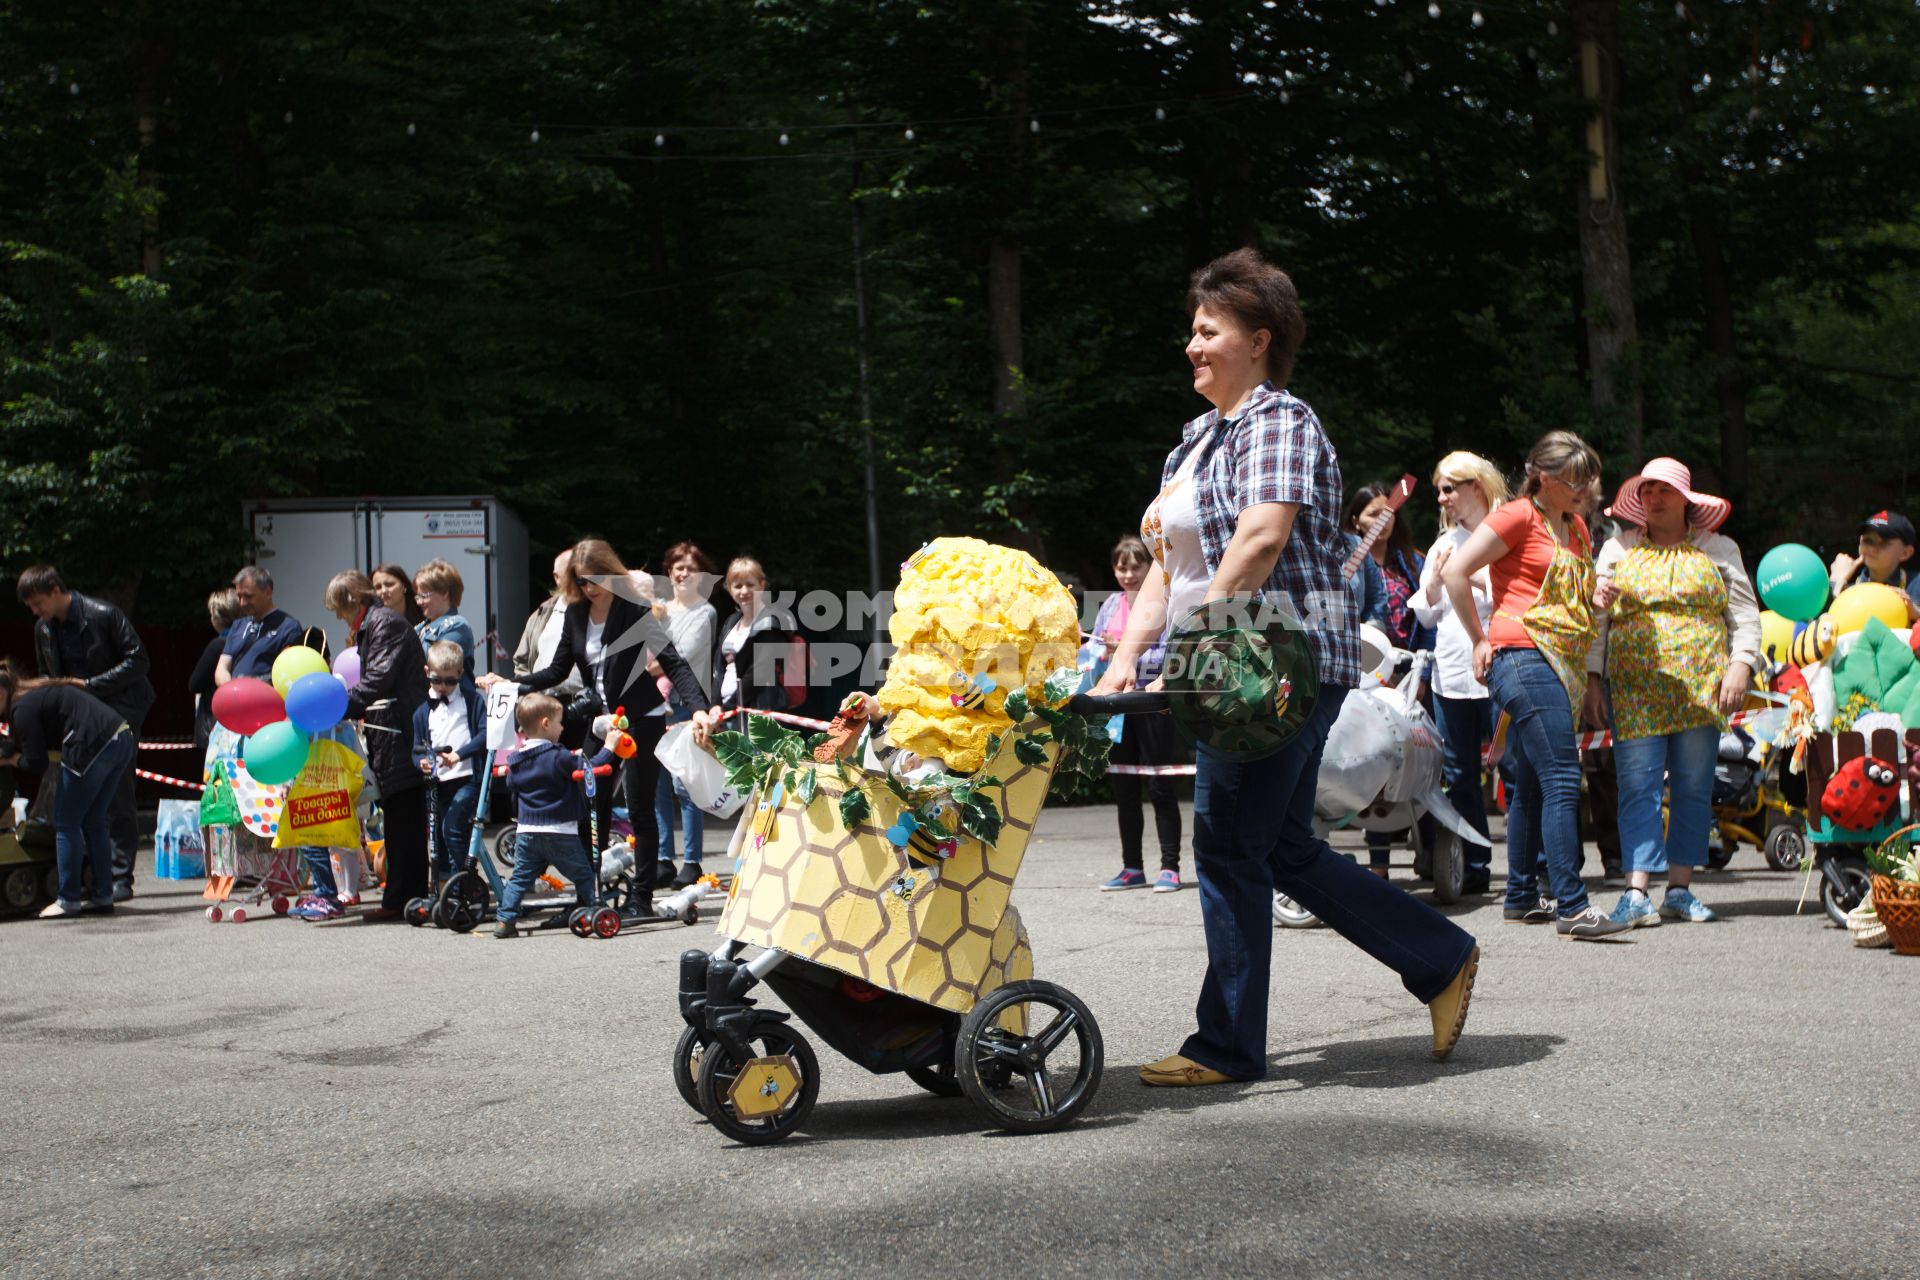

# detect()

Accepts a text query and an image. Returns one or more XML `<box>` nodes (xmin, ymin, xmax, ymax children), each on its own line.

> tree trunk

<box><xmin>1572</xmin><ymin>0</ymin><xmax>1643</xmax><ymax>459</ymax></box>
<box><xmin>1667</xmin><ymin>29</ymin><xmax>1748</xmax><ymax>514</ymax></box>
<box><xmin>986</xmin><ymin>8</ymin><xmax>1041</xmax><ymax>557</ymax></box>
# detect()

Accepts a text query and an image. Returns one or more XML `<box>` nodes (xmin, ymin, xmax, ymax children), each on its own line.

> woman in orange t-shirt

<box><xmin>1440</xmin><ymin>431</ymin><xmax>1629</xmax><ymax>940</ymax></box>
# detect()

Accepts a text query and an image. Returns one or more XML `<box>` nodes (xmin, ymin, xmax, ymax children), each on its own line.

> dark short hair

<box><xmin>661</xmin><ymin>541</ymin><xmax>716</xmax><ymax>575</ymax></box>
<box><xmin>15</xmin><ymin>565</ymin><xmax>66</xmax><ymax>602</ymax></box>
<box><xmin>1186</xmin><ymin>248</ymin><xmax>1307</xmax><ymax>386</ymax></box>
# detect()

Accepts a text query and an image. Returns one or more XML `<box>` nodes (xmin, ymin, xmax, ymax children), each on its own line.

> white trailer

<box><xmin>242</xmin><ymin>496</ymin><xmax>532</xmax><ymax>673</ymax></box>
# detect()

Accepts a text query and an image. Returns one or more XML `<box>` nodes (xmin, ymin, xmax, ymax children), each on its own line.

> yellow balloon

<box><xmin>1828</xmin><ymin>582</ymin><xmax>1910</xmax><ymax>637</ymax></box>
<box><xmin>1758</xmin><ymin>610</ymin><xmax>1796</xmax><ymax>667</ymax></box>
<box><xmin>271</xmin><ymin>645</ymin><xmax>330</xmax><ymax>698</ymax></box>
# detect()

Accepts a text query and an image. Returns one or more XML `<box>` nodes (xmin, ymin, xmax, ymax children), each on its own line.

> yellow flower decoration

<box><xmin>876</xmin><ymin>537</ymin><xmax>1080</xmax><ymax>772</ymax></box>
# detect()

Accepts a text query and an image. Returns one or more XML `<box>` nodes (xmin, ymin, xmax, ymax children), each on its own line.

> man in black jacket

<box><xmin>17</xmin><ymin>565</ymin><xmax>157</xmax><ymax>901</ymax></box>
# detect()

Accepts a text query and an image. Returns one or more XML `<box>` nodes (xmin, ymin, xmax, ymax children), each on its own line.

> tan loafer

<box><xmin>1429</xmin><ymin>945</ymin><xmax>1479</xmax><ymax>1061</ymax></box>
<box><xmin>1138</xmin><ymin>1054</ymin><xmax>1237</xmax><ymax>1087</ymax></box>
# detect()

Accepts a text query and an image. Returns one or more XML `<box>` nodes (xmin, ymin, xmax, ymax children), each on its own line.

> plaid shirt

<box><xmin>1157</xmin><ymin>382</ymin><xmax>1362</xmax><ymax>687</ymax></box>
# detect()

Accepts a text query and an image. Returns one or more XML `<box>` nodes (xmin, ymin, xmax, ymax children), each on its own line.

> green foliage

<box><xmin>4</xmin><ymin>0</ymin><xmax>1917</xmax><ymax>623</ymax></box>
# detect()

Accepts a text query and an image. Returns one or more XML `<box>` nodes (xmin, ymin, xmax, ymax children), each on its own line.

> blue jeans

<box><xmin>1486</xmin><ymin>649</ymin><xmax>1590</xmax><ymax>916</ymax></box>
<box><xmin>1181</xmin><ymin>686</ymin><xmax>1478</xmax><ymax>1080</ymax></box>
<box><xmin>431</xmin><ymin>776</ymin><xmax>481</xmax><ymax>880</ymax></box>
<box><xmin>1614</xmin><ymin>725</ymin><xmax>1718</xmax><ymax>875</ymax></box>
<box><xmin>1434</xmin><ymin>694</ymin><xmax>1521</xmax><ymax>878</ymax></box>
<box><xmin>654</xmin><ymin>768</ymin><xmax>703</xmax><ymax>864</ymax></box>
<box><xmin>499</xmin><ymin>831</ymin><xmax>597</xmax><ymax>923</ymax></box>
<box><xmin>300</xmin><ymin>848</ymin><xmax>339</xmax><ymax>901</ymax></box>
<box><xmin>52</xmin><ymin>731</ymin><xmax>135</xmax><ymax>909</ymax></box>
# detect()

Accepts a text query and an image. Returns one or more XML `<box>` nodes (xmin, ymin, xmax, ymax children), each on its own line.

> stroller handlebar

<box><xmin>1066</xmin><ymin>691</ymin><xmax>1169</xmax><ymax>716</ymax></box>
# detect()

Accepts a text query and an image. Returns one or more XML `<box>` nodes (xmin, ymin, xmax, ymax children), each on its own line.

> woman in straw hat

<box><xmin>1588</xmin><ymin>458</ymin><xmax>1761</xmax><ymax>927</ymax></box>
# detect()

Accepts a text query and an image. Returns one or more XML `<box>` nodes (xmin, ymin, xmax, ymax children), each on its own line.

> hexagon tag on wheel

<box><xmin>727</xmin><ymin>1055</ymin><xmax>802</xmax><ymax>1119</ymax></box>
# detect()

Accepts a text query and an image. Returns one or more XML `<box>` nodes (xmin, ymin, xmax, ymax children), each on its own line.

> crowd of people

<box><xmin>5</xmin><ymin>544</ymin><xmax>801</xmax><ymax>926</ymax></box>
<box><xmin>6</xmin><ymin>246</ymin><xmax>1917</xmax><ymax>1082</ymax></box>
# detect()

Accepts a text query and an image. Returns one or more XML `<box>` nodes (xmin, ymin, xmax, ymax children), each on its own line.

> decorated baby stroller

<box><xmin>670</xmin><ymin>538</ymin><xmax>1120</xmax><ymax>1145</ymax></box>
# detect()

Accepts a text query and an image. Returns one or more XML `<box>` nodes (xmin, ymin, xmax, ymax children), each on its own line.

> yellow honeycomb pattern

<box><xmin>717</xmin><ymin>739</ymin><xmax>1058</xmax><ymax>1013</ymax></box>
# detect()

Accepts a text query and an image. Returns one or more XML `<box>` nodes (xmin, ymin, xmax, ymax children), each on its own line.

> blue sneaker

<box><xmin>1660</xmin><ymin>888</ymin><xmax>1718</xmax><ymax>922</ymax></box>
<box><xmin>289</xmin><ymin>897</ymin><xmax>343</xmax><ymax>921</ymax></box>
<box><xmin>1152</xmin><ymin>869</ymin><xmax>1182</xmax><ymax>893</ymax></box>
<box><xmin>1608</xmin><ymin>891</ymin><xmax>1661</xmax><ymax>929</ymax></box>
<box><xmin>1100</xmin><ymin>869</ymin><xmax>1148</xmax><ymax>891</ymax></box>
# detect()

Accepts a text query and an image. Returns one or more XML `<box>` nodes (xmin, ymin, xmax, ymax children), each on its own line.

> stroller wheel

<box><xmin>905</xmin><ymin>1062</ymin><xmax>965</xmax><ymax>1098</ymax></box>
<box><xmin>954</xmin><ymin>979</ymin><xmax>1103</xmax><ymax>1134</ymax></box>
<box><xmin>695</xmin><ymin>1022</ymin><xmax>820</xmax><ymax>1146</ymax></box>
<box><xmin>672</xmin><ymin>1024</ymin><xmax>711</xmax><ymax>1112</ymax></box>
<box><xmin>271</xmin><ymin>896</ymin><xmax>290</xmax><ymax>916</ymax></box>
<box><xmin>1706</xmin><ymin>837</ymin><xmax>1734</xmax><ymax>871</ymax></box>
<box><xmin>205</xmin><ymin>905</ymin><xmax>223</xmax><ymax>924</ymax></box>
<box><xmin>593</xmin><ymin>906</ymin><xmax>623</xmax><ymax>938</ymax></box>
<box><xmin>1764</xmin><ymin>823</ymin><xmax>1807</xmax><ymax>872</ymax></box>
<box><xmin>568</xmin><ymin>907</ymin><xmax>595</xmax><ymax>938</ymax></box>
<box><xmin>1273</xmin><ymin>891</ymin><xmax>1320</xmax><ymax>929</ymax></box>
<box><xmin>405</xmin><ymin>896</ymin><xmax>435</xmax><ymax>927</ymax></box>
<box><xmin>1819</xmin><ymin>854</ymin><xmax>1872</xmax><ymax>929</ymax></box>
<box><xmin>1428</xmin><ymin>830</ymin><xmax>1465</xmax><ymax>905</ymax></box>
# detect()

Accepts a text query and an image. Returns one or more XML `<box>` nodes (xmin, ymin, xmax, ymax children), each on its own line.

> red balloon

<box><xmin>211</xmin><ymin>677</ymin><xmax>286</xmax><ymax>736</ymax></box>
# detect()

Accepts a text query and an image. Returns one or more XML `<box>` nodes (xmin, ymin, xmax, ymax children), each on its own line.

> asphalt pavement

<box><xmin>2</xmin><ymin>806</ymin><xmax>1915</xmax><ymax>1279</ymax></box>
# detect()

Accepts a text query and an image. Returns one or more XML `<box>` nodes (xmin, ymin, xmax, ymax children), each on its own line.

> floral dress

<box><xmin>1605</xmin><ymin>543</ymin><xmax>1729</xmax><ymax>741</ymax></box>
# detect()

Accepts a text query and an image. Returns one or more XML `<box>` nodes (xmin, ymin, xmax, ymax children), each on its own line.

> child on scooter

<box><xmin>495</xmin><ymin>692</ymin><xmax>622</xmax><ymax>939</ymax></box>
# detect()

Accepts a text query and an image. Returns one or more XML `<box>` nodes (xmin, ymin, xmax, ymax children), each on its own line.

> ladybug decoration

<box><xmin>1820</xmin><ymin>755</ymin><xmax>1902</xmax><ymax>832</ymax></box>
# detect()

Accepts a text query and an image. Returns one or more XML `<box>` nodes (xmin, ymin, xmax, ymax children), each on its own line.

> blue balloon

<box><xmin>285</xmin><ymin>672</ymin><xmax>349</xmax><ymax>734</ymax></box>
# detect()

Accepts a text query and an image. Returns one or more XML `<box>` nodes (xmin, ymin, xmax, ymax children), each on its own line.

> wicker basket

<box><xmin>1847</xmin><ymin>899</ymin><xmax>1891</xmax><ymax>949</ymax></box>
<box><xmin>1870</xmin><ymin>875</ymin><xmax>1920</xmax><ymax>956</ymax></box>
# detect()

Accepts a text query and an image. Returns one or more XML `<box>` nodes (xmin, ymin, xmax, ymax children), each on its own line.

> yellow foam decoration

<box><xmin>716</xmin><ymin>741</ymin><xmax>1058</xmax><ymax>1012</ymax></box>
<box><xmin>876</xmin><ymin>537</ymin><xmax>1080</xmax><ymax>773</ymax></box>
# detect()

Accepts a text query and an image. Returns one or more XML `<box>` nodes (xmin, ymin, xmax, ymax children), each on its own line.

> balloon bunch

<box><xmin>208</xmin><ymin>646</ymin><xmax>359</xmax><ymax>785</ymax></box>
<box><xmin>1756</xmin><ymin>545</ymin><xmax>1913</xmax><ymax>664</ymax></box>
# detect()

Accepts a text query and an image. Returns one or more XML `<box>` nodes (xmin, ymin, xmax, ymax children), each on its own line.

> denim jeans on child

<box><xmin>654</xmin><ymin>768</ymin><xmax>703</xmax><ymax>864</ymax></box>
<box><xmin>1180</xmin><ymin>686</ymin><xmax>1478</xmax><ymax>1080</ymax></box>
<box><xmin>300</xmin><ymin>848</ymin><xmax>339</xmax><ymax>901</ymax></box>
<box><xmin>1614</xmin><ymin>724</ymin><xmax>1718</xmax><ymax>875</ymax></box>
<box><xmin>498</xmin><ymin>831</ymin><xmax>598</xmax><ymax>923</ymax></box>
<box><xmin>1485</xmin><ymin>648</ymin><xmax>1590</xmax><ymax>917</ymax></box>
<box><xmin>52</xmin><ymin>730</ymin><xmax>135</xmax><ymax>910</ymax></box>
<box><xmin>431</xmin><ymin>776</ymin><xmax>482</xmax><ymax>880</ymax></box>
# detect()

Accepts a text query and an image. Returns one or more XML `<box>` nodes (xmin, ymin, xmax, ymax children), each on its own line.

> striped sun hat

<box><xmin>1605</xmin><ymin>457</ymin><xmax>1731</xmax><ymax>533</ymax></box>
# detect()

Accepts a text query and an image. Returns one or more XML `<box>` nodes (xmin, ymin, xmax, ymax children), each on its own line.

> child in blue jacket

<box><xmin>411</xmin><ymin>641</ymin><xmax>487</xmax><ymax>884</ymax></box>
<box><xmin>495</xmin><ymin>692</ymin><xmax>622</xmax><ymax>938</ymax></box>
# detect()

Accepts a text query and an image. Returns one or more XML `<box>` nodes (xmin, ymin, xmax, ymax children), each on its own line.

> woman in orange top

<box><xmin>1440</xmin><ymin>431</ymin><xmax>1630</xmax><ymax>940</ymax></box>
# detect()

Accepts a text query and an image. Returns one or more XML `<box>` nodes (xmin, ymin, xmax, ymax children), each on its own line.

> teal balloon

<box><xmin>285</xmin><ymin>672</ymin><xmax>348</xmax><ymax>734</ymax></box>
<box><xmin>1755</xmin><ymin>543</ymin><xmax>1829</xmax><ymax>622</ymax></box>
<box><xmin>243</xmin><ymin>721</ymin><xmax>310</xmax><ymax>785</ymax></box>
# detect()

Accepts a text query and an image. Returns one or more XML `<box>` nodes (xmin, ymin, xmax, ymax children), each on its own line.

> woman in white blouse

<box><xmin>1409</xmin><ymin>450</ymin><xmax>1510</xmax><ymax>896</ymax></box>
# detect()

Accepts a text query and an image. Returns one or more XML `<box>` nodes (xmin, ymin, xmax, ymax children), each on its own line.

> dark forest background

<box><xmin>5</xmin><ymin>0</ymin><xmax>1917</xmax><ymax>632</ymax></box>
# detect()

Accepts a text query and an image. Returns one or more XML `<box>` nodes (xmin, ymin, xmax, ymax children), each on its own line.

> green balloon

<box><xmin>243</xmin><ymin>721</ymin><xmax>310</xmax><ymax>785</ymax></box>
<box><xmin>1754</xmin><ymin>543</ymin><xmax>1829</xmax><ymax>623</ymax></box>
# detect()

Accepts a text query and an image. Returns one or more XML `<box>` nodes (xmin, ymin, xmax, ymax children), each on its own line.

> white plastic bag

<box><xmin>654</xmin><ymin>722</ymin><xmax>746</xmax><ymax>818</ymax></box>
